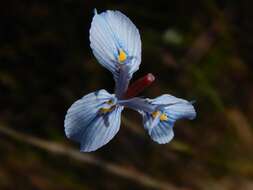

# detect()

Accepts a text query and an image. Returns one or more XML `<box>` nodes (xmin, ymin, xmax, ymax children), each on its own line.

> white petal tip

<box><xmin>94</xmin><ymin>8</ymin><xmax>98</xmax><ymax>15</ymax></box>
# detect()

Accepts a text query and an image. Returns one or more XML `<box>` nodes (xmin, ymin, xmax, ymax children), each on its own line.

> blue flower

<box><xmin>64</xmin><ymin>10</ymin><xmax>196</xmax><ymax>152</ymax></box>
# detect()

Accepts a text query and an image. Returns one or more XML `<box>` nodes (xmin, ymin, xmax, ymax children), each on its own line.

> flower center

<box><xmin>151</xmin><ymin>111</ymin><xmax>168</xmax><ymax>121</ymax></box>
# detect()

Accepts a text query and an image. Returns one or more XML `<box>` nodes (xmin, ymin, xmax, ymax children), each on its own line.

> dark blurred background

<box><xmin>1</xmin><ymin>0</ymin><xmax>253</xmax><ymax>189</ymax></box>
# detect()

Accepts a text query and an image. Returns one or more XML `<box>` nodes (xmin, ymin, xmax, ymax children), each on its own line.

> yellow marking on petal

<box><xmin>151</xmin><ymin>111</ymin><xmax>168</xmax><ymax>121</ymax></box>
<box><xmin>107</xmin><ymin>99</ymin><xmax>114</xmax><ymax>105</ymax></box>
<box><xmin>118</xmin><ymin>49</ymin><xmax>127</xmax><ymax>62</ymax></box>
<box><xmin>151</xmin><ymin>111</ymin><xmax>160</xmax><ymax>119</ymax></box>
<box><xmin>160</xmin><ymin>113</ymin><xmax>168</xmax><ymax>121</ymax></box>
<box><xmin>99</xmin><ymin>106</ymin><xmax>114</xmax><ymax>114</ymax></box>
<box><xmin>99</xmin><ymin>100</ymin><xmax>115</xmax><ymax>114</ymax></box>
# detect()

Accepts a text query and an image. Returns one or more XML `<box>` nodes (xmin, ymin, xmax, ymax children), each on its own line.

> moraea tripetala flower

<box><xmin>64</xmin><ymin>9</ymin><xmax>196</xmax><ymax>152</ymax></box>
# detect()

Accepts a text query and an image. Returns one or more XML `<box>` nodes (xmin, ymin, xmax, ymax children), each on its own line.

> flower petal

<box><xmin>64</xmin><ymin>89</ymin><xmax>123</xmax><ymax>152</ymax></box>
<box><xmin>90</xmin><ymin>10</ymin><xmax>141</xmax><ymax>98</ymax></box>
<box><xmin>151</xmin><ymin>94</ymin><xmax>196</xmax><ymax>121</ymax></box>
<box><xmin>121</xmin><ymin>95</ymin><xmax>196</xmax><ymax>144</ymax></box>
<box><xmin>142</xmin><ymin>112</ymin><xmax>174</xmax><ymax>144</ymax></box>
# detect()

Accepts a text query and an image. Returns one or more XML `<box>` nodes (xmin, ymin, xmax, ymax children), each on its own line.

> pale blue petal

<box><xmin>90</xmin><ymin>10</ymin><xmax>141</xmax><ymax>98</ymax></box>
<box><xmin>64</xmin><ymin>89</ymin><xmax>123</xmax><ymax>152</ymax></box>
<box><xmin>141</xmin><ymin>112</ymin><xmax>174</xmax><ymax>144</ymax></box>
<box><xmin>151</xmin><ymin>94</ymin><xmax>196</xmax><ymax>121</ymax></box>
<box><xmin>80</xmin><ymin>106</ymin><xmax>123</xmax><ymax>152</ymax></box>
<box><xmin>125</xmin><ymin>94</ymin><xmax>196</xmax><ymax>144</ymax></box>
